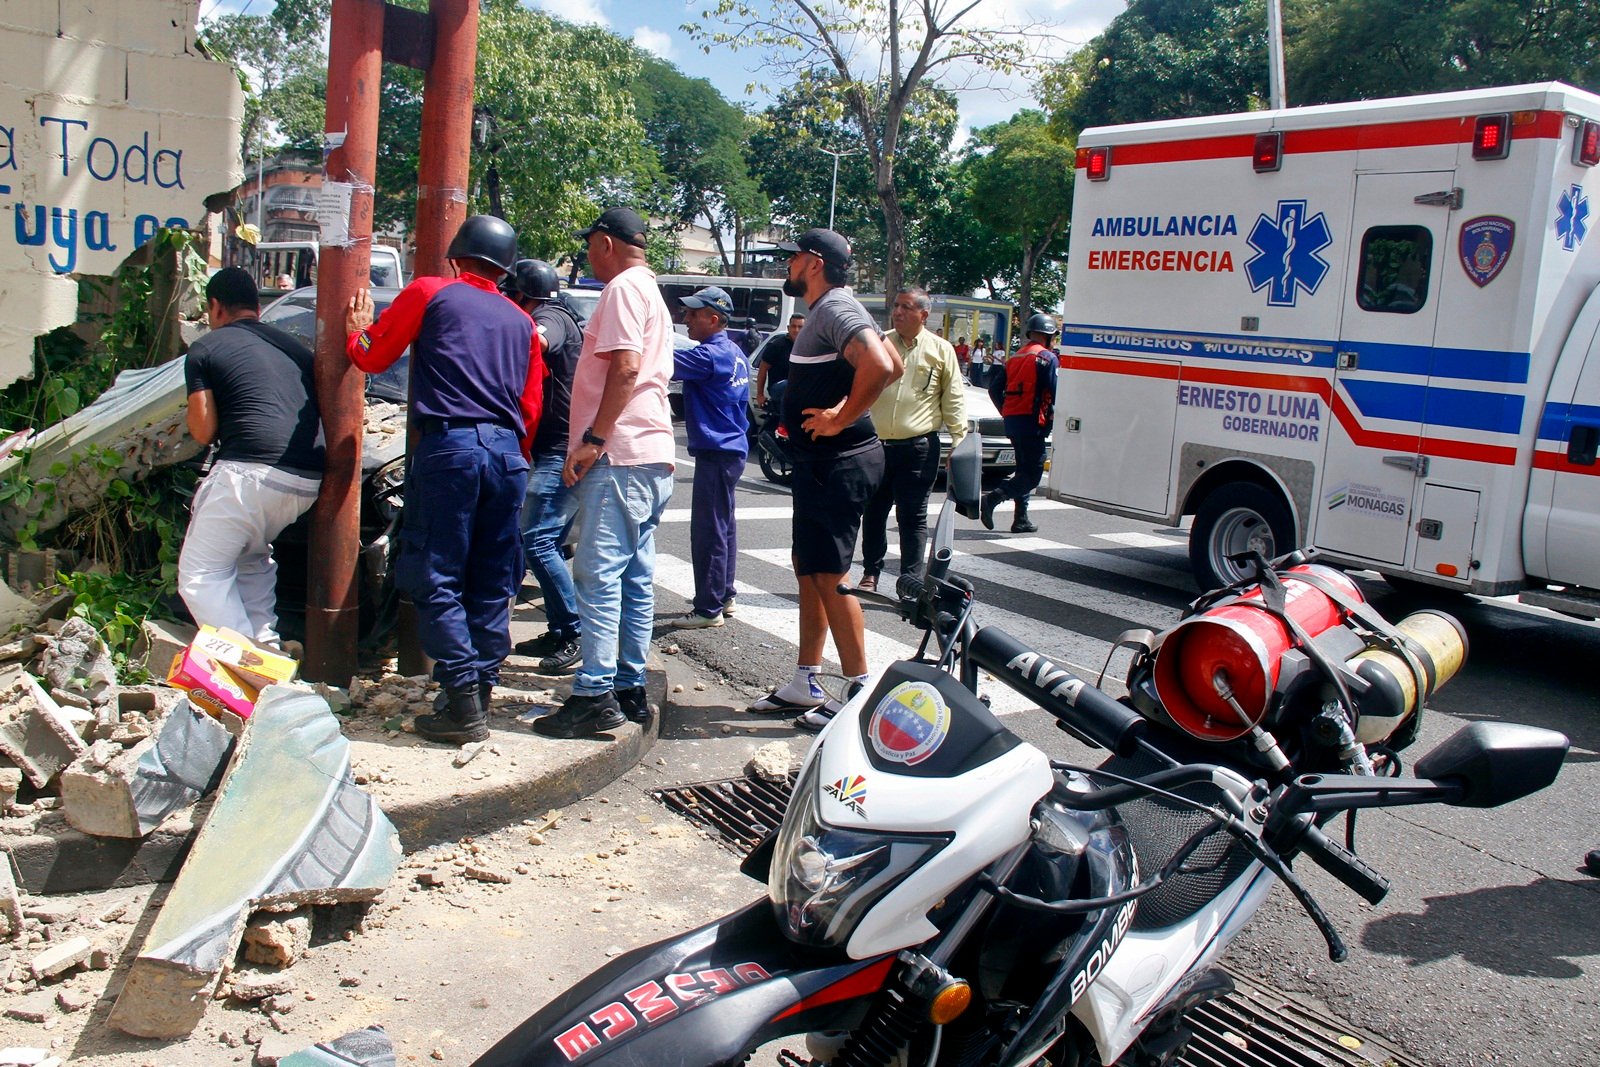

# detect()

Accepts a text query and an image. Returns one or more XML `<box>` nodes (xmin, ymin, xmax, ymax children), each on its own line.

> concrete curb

<box><xmin>3</xmin><ymin>665</ymin><xmax>667</xmax><ymax>894</ymax></box>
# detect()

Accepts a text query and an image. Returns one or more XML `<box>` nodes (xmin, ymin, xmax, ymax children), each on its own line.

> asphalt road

<box><xmin>650</xmin><ymin>430</ymin><xmax>1600</xmax><ymax>1067</ymax></box>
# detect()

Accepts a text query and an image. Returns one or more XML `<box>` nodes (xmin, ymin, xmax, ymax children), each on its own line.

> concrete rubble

<box><xmin>36</xmin><ymin>617</ymin><xmax>117</xmax><ymax>710</ymax></box>
<box><xmin>0</xmin><ymin>673</ymin><xmax>88</xmax><ymax>788</ymax></box>
<box><xmin>59</xmin><ymin>697</ymin><xmax>234</xmax><ymax>838</ymax></box>
<box><xmin>108</xmin><ymin>686</ymin><xmax>402</xmax><ymax>1039</ymax></box>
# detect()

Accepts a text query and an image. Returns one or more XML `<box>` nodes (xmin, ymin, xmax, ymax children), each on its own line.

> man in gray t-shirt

<box><xmin>744</xmin><ymin>229</ymin><xmax>903</xmax><ymax>731</ymax></box>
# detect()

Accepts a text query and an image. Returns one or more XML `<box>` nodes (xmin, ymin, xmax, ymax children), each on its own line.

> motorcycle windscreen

<box><xmin>471</xmin><ymin>899</ymin><xmax>893</xmax><ymax>1067</ymax></box>
<box><xmin>855</xmin><ymin>659</ymin><xmax>1023</xmax><ymax>779</ymax></box>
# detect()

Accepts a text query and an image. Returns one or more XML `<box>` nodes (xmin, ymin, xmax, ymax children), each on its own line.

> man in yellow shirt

<box><xmin>858</xmin><ymin>288</ymin><xmax>967</xmax><ymax>591</ymax></box>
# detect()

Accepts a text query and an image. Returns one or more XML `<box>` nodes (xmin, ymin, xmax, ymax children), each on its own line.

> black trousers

<box><xmin>860</xmin><ymin>431</ymin><xmax>941</xmax><ymax>578</ymax></box>
<box><xmin>993</xmin><ymin>416</ymin><xmax>1048</xmax><ymax>504</ymax></box>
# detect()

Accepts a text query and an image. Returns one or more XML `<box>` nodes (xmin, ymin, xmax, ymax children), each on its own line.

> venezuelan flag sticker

<box><xmin>868</xmin><ymin>681</ymin><xmax>952</xmax><ymax>766</ymax></box>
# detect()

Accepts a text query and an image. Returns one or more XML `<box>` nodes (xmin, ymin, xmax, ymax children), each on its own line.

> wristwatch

<box><xmin>582</xmin><ymin>427</ymin><xmax>607</xmax><ymax>448</ymax></box>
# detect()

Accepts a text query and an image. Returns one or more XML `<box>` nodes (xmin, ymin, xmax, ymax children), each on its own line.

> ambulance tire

<box><xmin>1189</xmin><ymin>482</ymin><xmax>1295</xmax><ymax>592</ymax></box>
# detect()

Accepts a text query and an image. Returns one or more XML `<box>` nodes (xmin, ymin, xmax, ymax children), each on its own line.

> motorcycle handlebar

<box><xmin>1291</xmin><ymin>820</ymin><xmax>1391</xmax><ymax>905</ymax></box>
<box><xmin>968</xmin><ymin>626</ymin><xmax>1146</xmax><ymax>758</ymax></box>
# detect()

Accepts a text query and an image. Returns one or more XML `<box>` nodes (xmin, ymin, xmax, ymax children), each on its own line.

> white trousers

<box><xmin>177</xmin><ymin>460</ymin><xmax>321</xmax><ymax>648</ymax></box>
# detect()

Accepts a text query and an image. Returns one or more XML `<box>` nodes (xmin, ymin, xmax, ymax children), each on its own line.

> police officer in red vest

<box><xmin>981</xmin><ymin>313</ymin><xmax>1059</xmax><ymax>534</ymax></box>
<box><xmin>345</xmin><ymin>216</ymin><xmax>545</xmax><ymax>744</ymax></box>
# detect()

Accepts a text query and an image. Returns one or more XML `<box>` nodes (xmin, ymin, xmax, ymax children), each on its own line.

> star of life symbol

<box><xmin>1556</xmin><ymin>183</ymin><xmax>1590</xmax><ymax>252</ymax></box>
<box><xmin>1245</xmin><ymin>199</ymin><xmax>1332</xmax><ymax>307</ymax></box>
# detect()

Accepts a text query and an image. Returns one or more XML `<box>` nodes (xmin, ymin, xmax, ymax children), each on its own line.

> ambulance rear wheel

<box><xmin>1190</xmin><ymin>482</ymin><xmax>1295</xmax><ymax>592</ymax></box>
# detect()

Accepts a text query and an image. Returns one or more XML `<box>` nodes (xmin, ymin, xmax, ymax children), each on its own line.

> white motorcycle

<box><xmin>473</xmin><ymin>482</ymin><xmax>1569</xmax><ymax>1067</ymax></box>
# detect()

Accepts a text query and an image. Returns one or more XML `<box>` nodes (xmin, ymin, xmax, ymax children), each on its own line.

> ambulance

<box><xmin>1049</xmin><ymin>82</ymin><xmax>1600</xmax><ymax>619</ymax></box>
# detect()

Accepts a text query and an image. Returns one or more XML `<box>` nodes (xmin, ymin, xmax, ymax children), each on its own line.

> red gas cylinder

<box><xmin>1152</xmin><ymin>564</ymin><xmax>1363</xmax><ymax>741</ymax></box>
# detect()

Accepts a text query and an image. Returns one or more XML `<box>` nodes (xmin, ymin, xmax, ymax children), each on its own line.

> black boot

<box><xmin>414</xmin><ymin>687</ymin><xmax>488</xmax><ymax>745</ymax></box>
<box><xmin>532</xmin><ymin>691</ymin><xmax>625</xmax><ymax>738</ymax></box>
<box><xmin>1011</xmin><ymin>499</ymin><xmax>1038</xmax><ymax>534</ymax></box>
<box><xmin>1586</xmin><ymin>848</ymin><xmax>1600</xmax><ymax>877</ymax></box>
<box><xmin>980</xmin><ymin>490</ymin><xmax>1003</xmax><ymax>531</ymax></box>
<box><xmin>616</xmin><ymin>686</ymin><xmax>654</xmax><ymax>726</ymax></box>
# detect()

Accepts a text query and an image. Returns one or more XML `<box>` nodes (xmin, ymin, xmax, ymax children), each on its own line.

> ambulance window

<box><xmin>1357</xmin><ymin>227</ymin><xmax>1432</xmax><ymax>315</ymax></box>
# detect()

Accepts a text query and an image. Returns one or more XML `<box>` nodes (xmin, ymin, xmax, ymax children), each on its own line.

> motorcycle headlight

<box><xmin>768</xmin><ymin>758</ymin><xmax>949</xmax><ymax>950</ymax></box>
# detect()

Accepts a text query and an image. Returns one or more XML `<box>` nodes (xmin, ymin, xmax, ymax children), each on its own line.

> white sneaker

<box><xmin>668</xmin><ymin>611</ymin><xmax>724</xmax><ymax>630</ymax></box>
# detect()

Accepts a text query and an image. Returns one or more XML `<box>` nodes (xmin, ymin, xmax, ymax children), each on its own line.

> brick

<box><xmin>60</xmin><ymin>700</ymin><xmax>233</xmax><ymax>838</ymax></box>
<box><xmin>132</xmin><ymin>620</ymin><xmax>196</xmax><ymax>679</ymax></box>
<box><xmin>0</xmin><ymin>675</ymin><xmax>89</xmax><ymax>787</ymax></box>
<box><xmin>3</xmin><ymin>993</ymin><xmax>54</xmax><ymax>1023</ymax></box>
<box><xmin>29</xmin><ymin>936</ymin><xmax>91</xmax><ymax>981</ymax></box>
<box><xmin>242</xmin><ymin>911</ymin><xmax>311</xmax><ymax>968</ymax></box>
<box><xmin>107</xmin><ymin>688</ymin><xmax>400</xmax><ymax>1038</ymax></box>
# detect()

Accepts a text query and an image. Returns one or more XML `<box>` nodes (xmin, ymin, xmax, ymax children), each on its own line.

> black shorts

<box><xmin>791</xmin><ymin>444</ymin><xmax>885</xmax><ymax>577</ymax></box>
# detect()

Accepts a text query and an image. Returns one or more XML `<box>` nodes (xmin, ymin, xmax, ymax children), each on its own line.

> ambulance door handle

<box><xmin>1337</xmin><ymin>351</ymin><xmax>1359</xmax><ymax>370</ymax></box>
<box><xmin>1570</xmin><ymin>425</ymin><xmax>1599</xmax><ymax>466</ymax></box>
<box><xmin>1383</xmin><ymin>454</ymin><xmax>1429</xmax><ymax>477</ymax></box>
<box><xmin>1413</xmin><ymin>188</ymin><xmax>1463</xmax><ymax>209</ymax></box>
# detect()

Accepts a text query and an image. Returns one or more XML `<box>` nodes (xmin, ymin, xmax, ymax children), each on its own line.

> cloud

<box><xmin>524</xmin><ymin>0</ymin><xmax>609</xmax><ymax>27</ymax></box>
<box><xmin>632</xmin><ymin>26</ymin><xmax>674</xmax><ymax>59</ymax></box>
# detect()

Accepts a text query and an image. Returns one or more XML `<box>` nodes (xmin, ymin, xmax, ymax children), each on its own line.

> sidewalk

<box><xmin>4</xmin><ymin>610</ymin><xmax>666</xmax><ymax>895</ymax></box>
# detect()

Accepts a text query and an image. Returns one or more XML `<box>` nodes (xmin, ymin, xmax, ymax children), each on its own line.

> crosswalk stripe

<box><xmin>1093</xmin><ymin>530</ymin><xmax>1187</xmax><ymax>550</ymax></box>
<box><xmin>660</xmin><ymin>551</ymin><xmax>1047</xmax><ymax>716</ymax></box>
<box><xmin>661</xmin><ymin>496</ymin><xmax>1078</xmax><ymax>526</ymax></box>
<box><xmin>1000</xmin><ymin>535</ymin><xmax>1194</xmax><ymax>593</ymax></box>
<box><xmin>734</xmin><ymin>546</ymin><xmax>1117</xmax><ymax>712</ymax></box>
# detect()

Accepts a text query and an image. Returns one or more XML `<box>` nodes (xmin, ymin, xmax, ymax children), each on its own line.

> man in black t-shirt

<box><xmin>178</xmin><ymin>267</ymin><xmax>324</xmax><ymax>650</ymax></box>
<box><xmin>744</xmin><ymin>229</ymin><xmax>902</xmax><ymax>730</ymax></box>
<box><xmin>503</xmin><ymin>259</ymin><xmax>586</xmax><ymax>671</ymax></box>
<box><xmin>753</xmin><ymin>312</ymin><xmax>805</xmax><ymax>410</ymax></box>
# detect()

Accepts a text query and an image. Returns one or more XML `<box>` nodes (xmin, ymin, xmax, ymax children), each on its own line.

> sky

<box><xmin>199</xmin><ymin>0</ymin><xmax>1127</xmax><ymax>137</ymax></box>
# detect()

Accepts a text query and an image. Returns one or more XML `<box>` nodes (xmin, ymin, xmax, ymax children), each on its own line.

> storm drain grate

<box><xmin>650</xmin><ymin>772</ymin><xmax>797</xmax><ymax>854</ymax></box>
<box><xmin>652</xmin><ymin>775</ymin><xmax>1413</xmax><ymax>1067</ymax></box>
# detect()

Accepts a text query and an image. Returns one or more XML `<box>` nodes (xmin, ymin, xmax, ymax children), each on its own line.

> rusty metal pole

<box><xmin>414</xmin><ymin>0</ymin><xmax>478</xmax><ymax>276</ymax></box>
<box><xmin>394</xmin><ymin>0</ymin><xmax>480</xmax><ymax>676</ymax></box>
<box><xmin>306</xmin><ymin>0</ymin><xmax>384</xmax><ymax>684</ymax></box>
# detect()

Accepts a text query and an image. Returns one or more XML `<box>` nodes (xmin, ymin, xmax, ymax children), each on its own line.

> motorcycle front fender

<box><xmin>472</xmin><ymin>899</ymin><xmax>895</xmax><ymax>1067</ymax></box>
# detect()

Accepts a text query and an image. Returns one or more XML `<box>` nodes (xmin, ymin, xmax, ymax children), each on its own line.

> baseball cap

<box><xmin>759</xmin><ymin>228</ymin><xmax>854</xmax><ymax>269</ymax></box>
<box><xmin>575</xmin><ymin>206</ymin><xmax>649</xmax><ymax>249</ymax></box>
<box><xmin>679</xmin><ymin>285</ymin><xmax>734</xmax><ymax>318</ymax></box>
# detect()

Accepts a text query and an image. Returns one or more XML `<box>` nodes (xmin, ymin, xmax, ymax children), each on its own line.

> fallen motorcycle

<box><xmin>472</xmin><ymin>441</ymin><xmax>1568</xmax><ymax>1067</ymax></box>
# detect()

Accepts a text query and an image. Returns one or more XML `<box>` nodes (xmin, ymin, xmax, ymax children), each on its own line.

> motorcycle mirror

<box><xmin>948</xmin><ymin>430</ymin><xmax>982</xmax><ymax>517</ymax></box>
<box><xmin>925</xmin><ymin>499</ymin><xmax>956</xmax><ymax>584</ymax></box>
<box><xmin>1414</xmin><ymin>721</ymin><xmax>1570</xmax><ymax>808</ymax></box>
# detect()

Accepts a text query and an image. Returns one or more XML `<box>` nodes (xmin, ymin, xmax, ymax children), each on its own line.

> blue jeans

<box><xmin>395</xmin><ymin>424</ymin><xmax>529</xmax><ymax>691</ymax></box>
<box><xmin>521</xmin><ymin>451</ymin><xmax>580</xmax><ymax>639</ymax></box>
<box><xmin>570</xmin><ymin>458</ymin><xmax>674</xmax><ymax>696</ymax></box>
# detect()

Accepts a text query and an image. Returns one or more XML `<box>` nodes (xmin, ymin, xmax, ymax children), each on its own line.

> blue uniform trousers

<box><xmin>689</xmin><ymin>449</ymin><xmax>745</xmax><ymax>618</ymax></box>
<box><xmin>396</xmin><ymin>423</ymin><xmax>530</xmax><ymax>691</ymax></box>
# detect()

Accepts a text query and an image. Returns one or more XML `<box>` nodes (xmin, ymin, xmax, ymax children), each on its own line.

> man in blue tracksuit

<box><xmin>668</xmin><ymin>286</ymin><xmax>750</xmax><ymax>629</ymax></box>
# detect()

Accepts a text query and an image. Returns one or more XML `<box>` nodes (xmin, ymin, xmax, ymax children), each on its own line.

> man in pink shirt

<box><xmin>533</xmin><ymin>207</ymin><xmax>676</xmax><ymax>738</ymax></box>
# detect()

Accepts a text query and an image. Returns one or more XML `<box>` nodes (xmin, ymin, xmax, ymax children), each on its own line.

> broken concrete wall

<box><xmin>0</xmin><ymin>0</ymin><xmax>244</xmax><ymax>392</ymax></box>
<box><xmin>108</xmin><ymin>686</ymin><xmax>401</xmax><ymax>1038</ymax></box>
<box><xmin>59</xmin><ymin>697</ymin><xmax>232</xmax><ymax>837</ymax></box>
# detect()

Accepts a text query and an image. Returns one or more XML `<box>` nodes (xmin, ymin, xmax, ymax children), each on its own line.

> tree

<box><xmin>197</xmin><ymin>11</ymin><xmax>329</xmax><ymax>162</ymax></box>
<box><xmin>965</xmin><ymin>111</ymin><xmax>1074</xmax><ymax>316</ymax></box>
<box><xmin>1042</xmin><ymin>0</ymin><xmax>1268</xmax><ymax>133</ymax></box>
<box><xmin>203</xmin><ymin>0</ymin><xmax>654</xmax><ymax>259</ymax></box>
<box><xmin>633</xmin><ymin>57</ymin><xmax>769</xmax><ymax>274</ymax></box>
<box><xmin>1288</xmin><ymin>0</ymin><xmax>1600</xmax><ymax>103</ymax></box>
<box><xmin>690</xmin><ymin>0</ymin><xmax>1036</xmax><ymax>297</ymax></box>
<box><xmin>747</xmin><ymin>74</ymin><xmax>959</xmax><ymax>291</ymax></box>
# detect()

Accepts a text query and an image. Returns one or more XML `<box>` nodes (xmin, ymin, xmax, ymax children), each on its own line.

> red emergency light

<box><xmin>1085</xmin><ymin>146</ymin><xmax>1111</xmax><ymax>182</ymax></box>
<box><xmin>1471</xmin><ymin>113</ymin><xmax>1511</xmax><ymax>160</ymax></box>
<box><xmin>1252</xmin><ymin>131</ymin><xmax>1283</xmax><ymax>173</ymax></box>
<box><xmin>1576</xmin><ymin>119</ymin><xmax>1600</xmax><ymax>167</ymax></box>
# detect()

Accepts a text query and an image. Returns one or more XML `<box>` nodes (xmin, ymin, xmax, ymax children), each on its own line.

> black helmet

<box><xmin>1025</xmin><ymin>312</ymin><xmax>1059</xmax><ymax>337</ymax></box>
<box><xmin>446</xmin><ymin>215</ymin><xmax>518</xmax><ymax>273</ymax></box>
<box><xmin>506</xmin><ymin>258</ymin><xmax>559</xmax><ymax>301</ymax></box>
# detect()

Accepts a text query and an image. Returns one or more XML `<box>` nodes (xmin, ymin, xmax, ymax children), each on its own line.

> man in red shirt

<box><xmin>344</xmin><ymin>215</ymin><xmax>545</xmax><ymax>744</ymax></box>
<box><xmin>981</xmin><ymin>314</ymin><xmax>1058</xmax><ymax>534</ymax></box>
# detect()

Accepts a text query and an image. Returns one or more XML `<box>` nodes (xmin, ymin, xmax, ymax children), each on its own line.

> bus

<box><xmin>855</xmin><ymin>293</ymin><xmax>1012</xmax><ymax>352</ymax></box>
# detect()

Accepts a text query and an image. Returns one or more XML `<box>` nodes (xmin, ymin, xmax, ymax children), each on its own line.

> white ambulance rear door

<box><xmin>1317</xmin><ymin>171</ymin><xmax>1454</xmax><ymax>564</ymax></box>
<box><xmin>1533</xmin><ymin>293</ymin><xmax>1600</xmax><ymax>586</ymax></box>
